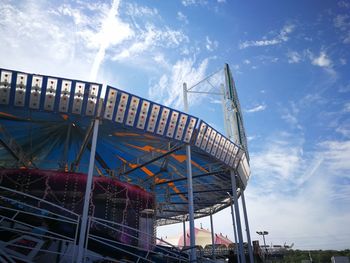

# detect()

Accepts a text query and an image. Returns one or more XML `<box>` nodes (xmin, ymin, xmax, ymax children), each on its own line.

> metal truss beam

<box><xmin>156</xmin><ymin>170</ymin><xmax>227</xmax><ymax>185</ymax></box>
<box><xmin>169</xmin><ymin>201</ymin><xmax>228</xmax><ymax>206</ymax></box>
<box><xmin>0</xmin><ymin>124</ymin><xmax>34</xmax><ymax>168</ymax></box>
<box><xmin>120</xmin><ymin>144</ymin><xmax>184</xmax><ymax>176</ymax></box>
<box><xmin>169</xmin><ymin>188</ymin><xmax>233</xmax><ymax>196</ymax></box>
<box><xmin>159</xmin><ymin>209</ymin><xmax>209</xmax><ymax>216</ymax></box>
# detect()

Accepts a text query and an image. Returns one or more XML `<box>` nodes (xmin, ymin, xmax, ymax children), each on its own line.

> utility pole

<box><xmin>256</xmin><ymin>231</ymin><xmax>269</xmax><ymax>260</ymax></box>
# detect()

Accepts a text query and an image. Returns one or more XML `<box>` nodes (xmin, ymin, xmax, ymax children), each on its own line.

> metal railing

<box><xmin>0</xmin><ymin>185</ymin><xmax>191</xmax><ymax>262</ymax></box>
<box><xmin>0</xmin><ymin>185</ymin><xmax>80</xmax><ymax>262</ymax></box>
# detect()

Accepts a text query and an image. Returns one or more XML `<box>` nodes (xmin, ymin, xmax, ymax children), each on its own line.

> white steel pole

<box><xmin>241</xmin><ymin>190</ymin><xmax>254</xmax><ymax>263</ymax></box>
<box><xmin>76</xmin><ymin>103</ymin><xmax>101</xmax><ymax>262</ymax></box>
<box><xmin>230</xmin><ymin>170</ymin><xmax>246</xmax><ymax>263</ymax></box>
<box><xmin>183</xmin><ymin>82</ymin><xmax>197</xmax><ymax>263</ymax></box>
<box><xmin>183</xmin><ymin>219</ymin><xmax>186</xmax><ymax>247</ymax></box>
<box><xmin>229</xmin><ymin>194</ymin><xmax>240</xmax><ymax>263</ymax></box>
<box><xmin>209</xmin><ymin>212</ymin><xmax>216</xmax><ymax>260</ymax></box>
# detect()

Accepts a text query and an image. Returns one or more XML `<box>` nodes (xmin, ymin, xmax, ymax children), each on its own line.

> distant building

<box><xmin>158</xmin><ymin>227</ymin><xmax>233</xmax><ymax>248</ymax></box>
<box><xmin>331</xmin><ymin>256</ymin><xmax>350</xmax><ymax>263</ymax></box>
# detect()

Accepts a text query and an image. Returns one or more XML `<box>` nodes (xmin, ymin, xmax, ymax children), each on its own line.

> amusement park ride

<box><xmin>0</xmin><ymin>64</ymin><xmax>252</xmax><ymax>262</ymax></box>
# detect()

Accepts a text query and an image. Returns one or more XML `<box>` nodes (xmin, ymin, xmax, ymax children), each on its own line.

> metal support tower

<box><xmin>209</xmin><ymin>212</ymin><xmax>216</xmax><ymax>260</ymax></box>
<box><xmin>183</xmin><ymin>219</ymin><xmax>186</xmax><ymax>247</ymax></box>
<box><xmin>230</xmin><ymin>170</ymin><xmax>246</xmax><ymax>263</ymax></box>
<box><xmin>183</xmin><ymin>83</ymin><xmax>197</xmax><ymax>262</ymax></box>
<box><xmin>228</xmin><ymin>192</ymin><xmax>240</xmax><ymax>263</ymax></box>
<box><xmin>241</xmin><ymin>190</ymin><xmax>254</xmax><ymax>263</ymax></box>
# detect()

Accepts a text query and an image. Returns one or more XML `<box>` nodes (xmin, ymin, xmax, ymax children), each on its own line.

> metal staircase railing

<box><xmin>84</xmin><ymin>216</ymin><xmax>190</xmax><ymax>262</ymax></box>
<box><xmin>0</xmin><ymin>184</ymin><xmax>192</xmax><ymax>262</ymax></box>
<box><xmin>0</xmin><ymin>185</ymin><xmax>80</xmax><ymax>262</ymax></box>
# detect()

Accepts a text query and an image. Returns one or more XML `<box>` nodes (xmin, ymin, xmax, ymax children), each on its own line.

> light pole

<box><xmin>256</xmin><ymin>231</ymin><xmax>268</xmax><ymax>259</ymax></box>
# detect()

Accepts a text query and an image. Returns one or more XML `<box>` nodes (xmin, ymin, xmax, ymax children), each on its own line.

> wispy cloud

<box><xmin>0</xmin><ymin>1</ymin><xmax>96</xmax><ymax>79</ymax></box>
<box><xmin>336</xmin><ymin>123</ymin><xmax>350</xmax><ymax>138</ymax></box>
<box><xmin>338</xmin><ymin>0</ymin><xmax>350</xmax><ymax>8</ymax></box>
<box><xmin>90</xmin><ymin>0</ymin><xmax>134</xmax><ymax>81</ymax></box>
<box><xmin>333</xmin><ymin>14</ymin><xmax>350</xmax><ymax>44</ymax></box>
<box><xmin>149</xmin><ymin>58</ymin><xmax>209</xmax><ymax>109</ymax></box>
<box><xmin>307</xmin><ymin>50</ymin><xmax>337</xmax><ymax>79</ymax></box>
<box><xmin>239</xmin><ymin>24</ymin><xmax>295</xmax><ymax>49</ymax></box>
<box><xmin>340</xmin><ymin>58</ymin><xmax>347</xmax><ymax>65</ymax></box>
<box><xmin>245</xmin><ymin>104</ymin><xmax>266</xmax><ymax>113</ymax></box>
<box><xmin>125</xmin><ymin>2</ymin><xmax>159</xmax><ymax>17</ymax></box>
<box><xmin>181</xmin><ymin>0</ymin><xmax>208</xmax><ymax>7</ymax></box>
<box><xmin>112</xmin><ymin>23</ymin><xmax>188</xmax><ymax>62</ymax></box>
<box><xmin>319</xmin><ymin>140</ymin><xmax>350</xmax><ymax>174</ymax></box>
<box><xmin>333</xmin><ymin>14</ymin><xmax>350</xmax><ymax>30</ymax></box>
<box><xmin>338</xmin><ymin>83</ymin><xmax>350</xmax><ymax>93</ymax></box>
<box><xmin>281</xmin><ymin>101</ymin><xmax>303</xmax><ymax>130</ymax></box>
<box><xmin>247</xmin><ymin>135</ymin><xmax>258</xmax><ymax>142</ymax></box>
<box><xmin>311</xmin><ymin>51</ymin><xmax>332</xmax><ymax>67</ymax></box>
<box><xmin>205</xmin><ymin>36</ymin><xmax>218</xmax><ymax>51</ymax></box>
<box><xmin>177</xmin><ymin>11</ymin><xmax>188</xmax><ymax>24</ymax></box>
<box><xmin>243</xmin><ymin>132</ymin><xmax>350</xmax><ymax>249</ymax></box>
<box><xmin>252</xmin><ymin>134</ymin><xmax>302</xmax><ymax>181</ymax></box>
<box><xmin>287</xmin><ymin>51</ymin><xmax>302</xmax><ymax>64</ymax></box>
<box><xmin>344</xmin><ymin>102</ymin><xmax>350</xmax><ymax>112</ymax></box>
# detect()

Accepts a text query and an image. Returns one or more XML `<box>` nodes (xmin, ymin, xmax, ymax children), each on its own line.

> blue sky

<box><xmin>1</xmin><ymin>0</ymin><xmax>349</xmax><ymax>250</ymax></box>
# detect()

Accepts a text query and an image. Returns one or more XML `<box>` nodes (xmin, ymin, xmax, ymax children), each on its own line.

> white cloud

<box><xmin>181</xmin><ymin>0</ymin><xmax>208</xmax><ymax>6</ymax></box>
<box><xmin>205</xmin><ymin>36</ymin><xmax>218</xmax><ymax>51</ymax></box>
<box><xmin>281</xmin><ymin>102</ymin><xmax>303</xmax><ymax>130</ymax></box>
<box><xmin>153</xmin><ymin>53</ymin><xmax>171</xmax><ymax>70</ymax></box>
<box><xmin>319</xmin><ymin>140</ymin><xmax>350</xmax><ymax>173</ymax></box>
<box><xmin>217</xmin><ymin>0</ymin><xmax>226</xmax><ymax>2</ymax></box>
<box><xmin>239</xmin><ymin>24</ymin><xmax>295</xmax><ymax>49</ymax></box>
<box><xmin>343</xmin><ymin>33</ymin><xmax>350</xmax><ymax>44</ymax></box>
<box><xmin>333</xmin><ymin>14</ymin><xmax>349</xmax><ymax>30</ymax></box>
<box><xmin>243</xmin><ymin>59</ymin><xmax>251</xmax><ymax>65</ymax></box>
<box><xmin>245</xmin><ymin>104</ymin><xmax>266</xmax><ymax>113</ymax></box>
<box><xmin>112</xmin><ymin>24</ymin><xmax>188</xmax><ymax>61</ymax></box>
<box><xmin>177</xmin><ymin>11</ymin><xmax>188</xmax><ymax>24</ymax></box>
<box><xmin>340</xmin><ymin>58</ymin><xmax>347</xmax><ymax>65</ymax></box>
<box><xmin>0</xmin><ymin>1</ymin><xmax>93</xmax><ymax>79</ymax></box>
<box><xmin>251</xmin><ymin>135</ymin><xmax>302</xmax><ymax>182</ymax></box>
<box><xmin>311</xmin><ymin>51</ymin><xmax>332</xmax><ymax>67</ymax></box>
<box><xmin>125</xmin><ymin>2</ymin><xmax>159</xmax><ymax>17</ymax></box>
<box><xmin>90</xmin><ymin>0</ymin><xmax>134</xmax><ymax>81</ymax></box>
<box><xmin>287</xmin><ymin>51</ymin><xmax>302</xmax><ymax>64</ymax></box>
<box><xmin>338</xmin><ymin>0</ymin><xmax>350</xmax><ymax>8</ymax></box>
<box><xmin>336</xmin><ymin>123</ymin><xmax>350</xmax><ymax>138</ymax></box>
<box><xmin>333</xmin><ymin>14</ymin><xmax>350</xmax><ymax>44</ymax></box>
<box><xmin>242</xmin><ymin>134</ymin><xmax>350</xmax><ymax>249</ymax></box>
<box><xmin>343</xmin><ymin>102</ymin><xmax>350</xmax><ymax>112</ymax></box>
<box><xmin>149</xmin><ymin>58</ymin><xmax>209</xmax><ymax>109</ymax></box>
<box><xmin>247</xmin><ymin>135</ymin><xmax>257</xmax><ymax>142</ymax></box>
<box><xmin>339</xmin><ymin>83</ymin><xmax>350</xmax><ymax>93</ymax></box>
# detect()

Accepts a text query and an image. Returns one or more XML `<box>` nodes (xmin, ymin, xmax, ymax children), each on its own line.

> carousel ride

<box><xmin>0</xmin><ymin>64</ymin><xmax>251</xmax><ymax>262</ymax></box>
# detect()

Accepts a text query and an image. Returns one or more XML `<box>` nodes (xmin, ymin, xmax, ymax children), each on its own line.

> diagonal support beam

<box><xmin>169</xmin><ymin>201</ymin><xmax>228</xmax><ymax>206</ymax></box>
<box><xmin>71</xmin><ymin>121</ymin><xmax>94</xmax><ymax>171</ymax></box>
<box><xmin>156</xmin><ymin>170</ymin><xmax>227</xmax><ymax>185</ymax></box>
<box><xmin>169</xmin><ymin>188</ymin><xmax>233</xmax><ymax>196</ymax></box>
<box><xmin>0</xmin><ymin>124</ymin><xmax>35</xmax><ymax>168</ymax></box>
<box><xmin>71</xmin><ymin>120</ymin><xmax>110</xmax><ymax>173</ymax></box>
<box><xmin>119</xmin><ymin>144</ymin><xmax>184</xmax><ymax>176</ymax></box>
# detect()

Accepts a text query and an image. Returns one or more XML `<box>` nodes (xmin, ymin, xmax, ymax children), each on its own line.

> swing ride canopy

<box><xmin>0</xmin><ymin>66</ymin><xmax>250</xmax><ymax>226</ymax></box>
